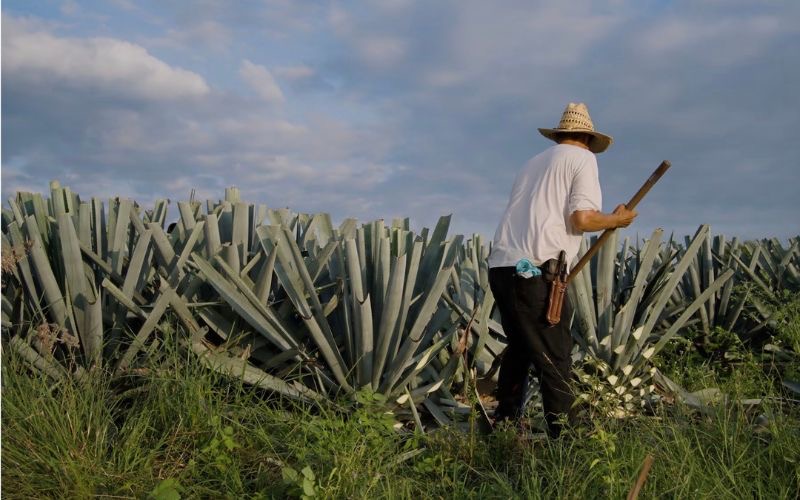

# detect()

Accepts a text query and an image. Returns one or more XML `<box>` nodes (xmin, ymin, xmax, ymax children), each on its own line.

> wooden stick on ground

<box><xmin>627</xmin><ymin>454</ymin><xmax>655</xmax><ymax>500</ymax></box>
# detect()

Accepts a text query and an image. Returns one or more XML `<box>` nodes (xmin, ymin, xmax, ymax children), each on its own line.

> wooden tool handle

<box><xmin>567</xmin><ymin>160</ymin><xmax>671</xmax><ymax>282</ymax></box>
<box><xmin>626</xmin><ymin>160</ymin><xmax>671</xmax><ymax>210</ymax></box>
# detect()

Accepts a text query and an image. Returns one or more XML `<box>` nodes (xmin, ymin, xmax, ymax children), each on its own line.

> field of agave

<box><xmin>2</xmin><ymin>181</ymin><xmax>799</xmax><ymax>428</ymax></box>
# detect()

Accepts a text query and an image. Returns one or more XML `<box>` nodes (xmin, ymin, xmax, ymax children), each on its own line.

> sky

<box><xmin>2</xmin><ymin>0</ymin><xmax>799</xmax><ymax>242</ymax></box>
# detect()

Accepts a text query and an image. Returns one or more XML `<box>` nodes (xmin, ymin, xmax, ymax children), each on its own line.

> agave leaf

<box><xmin>108</xmin><ymin>199</ymin><xmax>132</xmax><ymax>275</ymax></box>
<box><xmin>122</xmin><ymin>229</ymin><xmax>153</xmax><ymax>299</ymax></box>
<box><xmin>191</xmin><ymin>340</ymin><xmax>323</xmax><ymax>402</ymax></box>
<box><xmin>23</xmin><ymin>215</ymin><xmax>72</xmax><ymax>331</ymax></box>
<box><xmin>128</xmin><ymin>205</ymin><xmax>148</xmax><ymax>239</ymax></box>
<box><xmin>782</xmin><ymin>380</ymin><xmax>800</xmax><ymax>396</ymax></box>
<box><xmin>422</xmin><ymin>399</ymin><xmax>451</xmax><ymax>426</ymax></box>
<box><xmin>387</xmin><ymin>238</ymin><xmax>423</xmax><ymax>367</ymax></box>
<box><xmin>703</xmin><ymin>230</ymin><xmax>715</xmax><ymax>328</ymax></box>
<box><xmin>57</xmin><ymin>213</ymin><xmax>103</xmax><ymax>365</ymax></box>
<box><xmin>632</xmin><ymin>269</ymin><xmax>735</xmax><ymax>375</ymax></box>
<box><xmin>308</xmin><ymin>239</ymin><xmax>339</xmax><ymax>285</ymax></box>
<box><xmin>611</xmin><ymin>229</ymin><xmax>663</xmax><ymax>361</ymax></box>
<box><xmin>91</xmin><ymin>198</ymin><xmax>106</xmax><ymax>257</ymax></box>
<box><xmin>178</xmin><ymin>201</ymin><xmax>196</xmax><ymax>231</ymax></box>
<box><xmin>728</xmin><ymin>250</ymin><xmax>776</xmax><ymax>300</ymax></box>
<box><xmin>232</xmin><ymin>202</ymin><xmax>250</xmax><ymax>269</ymax></box>
<box><xmin>204</xmin><ymin>212</ymin><xmax>222</xmax><ymax>258</ymax></box>
<box><xmin>152</xmin><ymin>199</ymin><xmax>169</xmax><ymax>228</ymax></box>
<box><xmin>372</xmin><ymin>252</ymin><xmax>407</xmax><ymax>388</ymax></box>
<box><xmin>115</xmin><ymin>285</ymin><xmax>172</xmax><ymax>375</ymax></box>
<box><xmin>102</xmin><ymin>278</ymin><xmax>147</xmax><ymax>319</ymax></box>
<box><xmin>380</xmin><ymin>242</ymin><xmax>458</xmax><ymax>394</ymax></box>
<box><xmin>77</xmin><ymin>203</ymin><xmax>92</xmax><ymax>248</ymax></box>
<box><xmin>415</xmin><ymin>215</ymin><xmax>451</xmax><ymax>296</ymax></box>
<box><xmin>338</xmin><ymin>218</ymin><xmax>357</xmax><ymax>239</ymax></box>
<box><xmin>405</xmin><ymin>388</ymin><xmax>425</xmax><ymax>433</ymax></box>
<box><xmin>687</xmin><ymin>254</ymin><xmax>710</xmax><ymax>336</ymax></box>
<box><xmin>6</xmin><ymin>222</ymin><xmax>46</xmax><ymax>320</ymax></box>
<box><xmin>329</xmin><ymin>238</ymin><xmax>354</xmax><ymax>365</ymax></box>
<box><xmin>254</xmin><ymin>245</ymin><xmax>278</xmax><ymax>304</ymax></box>
<box><xmin>269</xmin><ymin>227</ymin><xmax>353</xmax><ymax>391</ymax></box>
<box><xmin>192</xmin><ymin>253</ymin><xmax>298</xmax><ymax>351</ymax></box>
<box><xmin>9</xmin><ymin>335</ymin><xmax>67</xmax><ymax>380</ymax></box>
<box><xmin>390</xmin><ymin>327</ymin><xmax>457</xmax><ymax>396</ymax></box>
<box><xmin>472</xmin><ymin>292</ymin><xmax>495</xmax><ymax>364</ymax></box>
<box><xmin>172</xmin><ymin>220</ymin><xmax>205</xmax><ymax>282</ymax></box>
<box><xmin>148</xmin><ymin>222</ymin><xmax>177</xmax><ymax>276</ymax></box>
<box><xmin>596</xmin><ymin>229</ymin><xmax>618</xmax><ymax>339</ymax></box>
<box><xmin>723</xmin><ymin>288</ymin><xmax>749</xmax><ymax>332</ymax></box>
<box><xmin>716</xmin><ymin>247</ymin><xmax>737</xmax><ymax>320</ymax></box>
<box><xmin>240</xmin><ymin>249</ymin><xmax>262</xmax><ymax>279</ymax></box>
<box><xmin>374</xmin><ymin>231</ymin><xmax>391</xmax><ymax>322</ymax></box>
<box><xmin>571</xmin><ymin>236</ymin><xmax>598</xmax><ymax>346</ymax></box>
<box><xmin>50</xmin><ymin>181</ymin><xmax>68</xmax><ymax>220</ymax></box>
<box><xmin>340</xmin><ymin>237</ymin><xmax>371</xmax><ymax>386</ymax></box>
<box><xmin>7</xmin><ymin>197</ymin><xmax>25</xmax><ymax>226</ymax></box>
<box><xmin>570</xmin><ymin>265</ymin><xmax>597</xmax><ymax>352</ymax></box>
<box><xmin>639</xmin><ymin>225</ymin><xmax>710</xmax><ymax>341</ymax></box>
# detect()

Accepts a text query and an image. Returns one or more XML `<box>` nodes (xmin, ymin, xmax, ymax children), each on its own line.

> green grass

<box><xmin>4</xmin><ymin>346</ymin><xmax>798</xmax><ymax>499</ymax></box>
<box><xmin>3</xmin><ymin>307</ymin><xmax>800</xmax><ymax>499</ymax></box>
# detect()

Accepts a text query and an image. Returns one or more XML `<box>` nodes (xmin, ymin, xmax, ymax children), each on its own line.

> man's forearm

<box><xmin>570</xmin><ymin>210</ymin><xmax>623</xmax><ymax>232</ymax></box>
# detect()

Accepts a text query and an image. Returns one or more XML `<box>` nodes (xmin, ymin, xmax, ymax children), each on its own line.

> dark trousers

<box><xmin>489</xmin><ymin>266</ymin><xmax>574</xmax><ymax>437</ymax></box>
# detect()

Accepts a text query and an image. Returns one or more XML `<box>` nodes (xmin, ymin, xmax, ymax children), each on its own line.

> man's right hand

<box><xmin>612</xmin><ymin>204</ymin><xmax>637</xmax><ymax>228</ymax></box>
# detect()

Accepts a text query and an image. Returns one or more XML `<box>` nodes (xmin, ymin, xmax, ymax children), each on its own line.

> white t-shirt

<box><xmin>488</xmin><ymin>144</ymin><xmax>602</xmax><ymax>269</ymax></box>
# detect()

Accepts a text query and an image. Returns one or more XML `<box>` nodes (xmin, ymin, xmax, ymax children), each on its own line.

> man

<box><xmin>488</xmin><ymin>102</ymin><xmax>637</xmax><ymax>437</ymax></box>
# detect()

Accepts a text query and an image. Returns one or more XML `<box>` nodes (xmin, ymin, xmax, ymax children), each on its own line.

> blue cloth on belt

<box><xmin>515</xmin><ymin>258</ymin><xmax>541</xmax><ymax>278</ymax></box>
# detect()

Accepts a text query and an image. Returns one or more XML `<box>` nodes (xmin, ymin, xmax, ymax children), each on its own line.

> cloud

<box><xmin>635</xmin><ymin>14</ymin><xmax>788</xmax><ymax>67</ymax></box>
<box><xmin>355</xmin><ymin>35</ymin><xmax>408</xmax><ymax>69</ymax></box>
<box><xmin>152</xmin><ymin>20</ymin><xmax>233</xmax><ymax>52</ymax></box>
<box><xmin>2</xmin><ymin>16</ymin><xmax>210</xmax><ymax>101</ymax></box>
<box><xmin>275</xmin><ymin>64</ymin><xmax>315</xmax><ymax>81</ymax></box>
<box><xmin>1</xmin><ymin>13</ymin><xmax>402</xmax><ymax>224</ymax></box>
<box><xmin>239</xmin><ymin>59</ymin><xmax>285</xmax><ymax>104</ymax></box>
<box><xmin>2</xmin><ymin>2</ymin><xmax>799</xmax><ymax>241</ymax></box>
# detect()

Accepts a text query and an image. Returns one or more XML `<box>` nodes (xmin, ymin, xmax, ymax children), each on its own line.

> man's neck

<box><xmin>558</xmin><ymin>139</ymin><xmax>590</xmax><ymax>150</ymax></box>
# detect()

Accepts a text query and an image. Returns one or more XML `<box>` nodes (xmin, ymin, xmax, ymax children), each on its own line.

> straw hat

<box><xmin>538</xmin><ymin>102</ymin><xmax>613</xmax><ymax>154</ymax></box>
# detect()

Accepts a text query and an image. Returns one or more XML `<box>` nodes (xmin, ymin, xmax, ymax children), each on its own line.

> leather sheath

<box><xmin>546</xmin><ymin>278</ymin><xmax>567</xmax><ymax>325</ymax></box>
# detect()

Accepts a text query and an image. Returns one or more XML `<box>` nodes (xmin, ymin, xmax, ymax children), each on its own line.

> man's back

<box><xmin>488</xmin><ymin>143</ymin><xmax>602</xmax><ymax>269</ymax></box>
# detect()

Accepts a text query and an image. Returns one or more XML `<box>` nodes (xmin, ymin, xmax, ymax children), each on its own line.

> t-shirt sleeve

<box><xmin>568</xmin><ymin>158</ymin><xmax>602</xmax><ymax>213</ymax></box>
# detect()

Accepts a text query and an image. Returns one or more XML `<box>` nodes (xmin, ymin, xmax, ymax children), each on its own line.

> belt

<box><xmin>491</xmin><ymin>258</ymin><xmax>560</xmax><ymax>281</ymax></box>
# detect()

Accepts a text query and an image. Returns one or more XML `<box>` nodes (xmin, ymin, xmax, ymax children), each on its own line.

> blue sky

<box><xmin>2</xmin><ymin>1</ymin><xmax>799</xmax><ymax>241</ymax></box>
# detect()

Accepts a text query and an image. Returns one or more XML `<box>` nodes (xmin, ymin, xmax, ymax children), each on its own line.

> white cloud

<box><xmin>356</xmin><ymin>35</ymin><xmax>408</xmax><ymax>68</ymax></box>
<box><xmin>328</xmin><ymin>7</ymin><xmax>408</xmax><ymax>70</ymax></box>
<box><xmin>239</xmin><ymin>59</ymin><xmax>285</xmax><ymax>104</ymax></box>
<box><xmin>2</xmin><ymin>17</ymin><xmax>210</xmax><ymax>100</ymax></box>
<box><xmin>636</xmin><ymin>15</ymin><xmax>786</xmax><ymax>66</ymax></box>
<box><xmin>3</xmin><ymin>17</ymin><xmax>210</xmax><ymax>101</ymax></box>
<box><xmin>4</xmin><ymin>3</ymin><xmax>799</xmax><ymax>240</ymax></box>
<box><xmin>149</xmin><ymin>20</ymin><xmax>232</xmax><ymax>52</ymax></box>
<box><xmin>275</xmin><ymin>64</ymin><xmax>315</xmax><ymax>81</ymax></box>
<box><xmin>439</xmin><ymin>2</ymin><xmax>620</xmax><ymax>84</ymax></box>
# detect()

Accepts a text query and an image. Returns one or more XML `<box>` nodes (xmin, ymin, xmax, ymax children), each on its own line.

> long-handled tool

<box><xmin>546</xmin><ymin>160</ymin><xmax>671</xmax><ymax>325</ymax></box>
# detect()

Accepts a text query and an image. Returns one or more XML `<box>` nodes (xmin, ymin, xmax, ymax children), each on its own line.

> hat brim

<box><xmin>538</xmin><ymin>128</ymin><xmax>613</xmax><ymax>154</ymax></box>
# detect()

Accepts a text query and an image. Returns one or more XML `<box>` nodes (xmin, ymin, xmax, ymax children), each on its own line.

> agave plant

<box><xmin>4</xmin><ymin>181</ymin><xmax>490</xmax><ymax>426</ymax></box>
<box><xmin>569</xmin><ymin>225</ymin><xmax>734</xmax><ymax>414</ymax></box>
<box><xmin>1</xmin><ymin>182</ymin><xmax>319</xmax><ymax>400</ymax></box>
<box><xmin>726</xmin><ymin>237</ymin><xmax>800</xmax><ymax>339</ymax></box>
<box><xmin>207</xmin><ymin>213</ymin><xmax>465</xmax><ymax>398</ymax></box>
